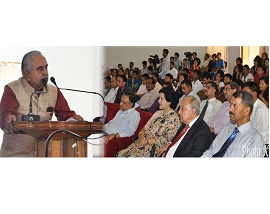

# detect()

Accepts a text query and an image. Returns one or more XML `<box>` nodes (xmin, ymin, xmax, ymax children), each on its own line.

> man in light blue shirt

<box><xmin>104</xmin><ymin>93</ymin><xmax>140</xmax><ymax>143</ymax></box>
<box><xmin>202</xmin><ymin>91</ymin><xmax>264</xmax><ymax>157</ymax></box>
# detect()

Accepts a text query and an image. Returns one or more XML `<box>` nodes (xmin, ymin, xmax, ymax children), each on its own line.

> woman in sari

<box><xmin>116</xmin><ymin>87</ymin><xmax>181</xmax><ymax>157</ymax></box>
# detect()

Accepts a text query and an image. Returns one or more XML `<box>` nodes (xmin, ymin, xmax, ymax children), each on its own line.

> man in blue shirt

<box><xmin>104</xmin><ymin>93</ymin><xmax>140</xmax><ymax>143</ymax></box>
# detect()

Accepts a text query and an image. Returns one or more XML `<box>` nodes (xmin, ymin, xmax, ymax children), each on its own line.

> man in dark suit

<box><xmin>159</xmin><ymin>95</ymin><xmax>212</xmax><ymax>157</ymax></box>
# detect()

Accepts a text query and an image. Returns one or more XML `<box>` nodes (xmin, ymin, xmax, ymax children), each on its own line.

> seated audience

<box><xmin>215</xmin><ymin>70</ymin><xmax>225</xmax><ymax>93</ymax></box>
<box><xmin>242</xmin><ymin>82</ymin><xmax>269</xmax><ymax>146</ymax></box>
<box><xmin>242</xmin><ymin>64</ymin><xmax>254</xmax><ymax>83</ymax></box>
<box><xmin>258</xmin><ymin>76</ymin><xmax>269</xmax><ymax>107</ymax></box>
<box><xmin>175</xmin><ymin>73</ymin><xmax>189</xmax><ymax>106</ymax></box>
<box><xmin>152</xmin><ymin>73</ymin><xmax>162</xmax><ymax>94</ymax></box>
<box><xmin>147</xmin><ymin>66</ymin><xmax>153</xmax><ymax>77</ymax></box>
<box><xmin>167</xmin><ymin>61</ymin><xmax>178</xmax><ymax>80</ymax></box>
<box><xmin>250</xmin><ymin>55</ymin><xmax>262</xmax><ymax>76</ymax></box>
<box><xmin>165</xmin><ymin>73</ymin><xmax>176</xmax><ymax>90</ymax></box>
<box><xmin>137</xmin><ymin>77</ymin><xmax>159</xmax><ymax>111</ymax></box>
<box><xmin>104</xmin><ymin>76</ymin><xmax>112</xmax><ymax>97</ymax></box>
<box><xmin>202</xmin><ymin>91</ymin><xmax>264</xmax><ymax>157</ymax></box>
<box><xmin>104</xmin><ymin>93</ymin><xmax>140</xmax><ymax>143</ymax></box>
<box><xmin>127</xmin><ymin>69</ymin><xmax>141</xmax><ymax>93</ymax></box>
<box><xmin>254</xmin><ymin>66</ymin><xmax>266</xmax><ymax>84</ymax></box>
<box><xmin>148</xmin><ymin>82</ymin><xmax>173</xmax><ymax>114</ymax></box>
<box><xmin>232</xmin><ymin>64</ymin><xmax>243</xmax><ymax>81</ymax></box>
<box><xmin>219</xmin><ymin>73</ymin><xmax>232</xmax><ymax>94</ymax></box>
<box><xmin>207</xmin><ymin>82</ymin><xmax>240</xmax><ymax>136</ymax></box>
<box><xmin>134</xmin><ymin>73</ymin><xmax>149</xmax><ymax>98</ymax></box>
<box><xmin>104</xmin><ymin>75</ymin><xmax>118</xmax><ymax>103</ymax></box>
<box><xmin>175</xmin><ymin>79</ymin><xmax>201</xmax><ymax>111</ymax></box>
<box><xmin>199</xmin><ymin>82</ymin><xmax>222</xmax><ymax>123</ymax></box>
<box><xmin>116</xmin><ymin>87</ymin><xmax>180</xmax><ymax>157</ymax></box>
<box><xmin>162</xmin><ymin>96</ymin><xmax>212</xmax><ymax>157</ymax></box>
<box><xmin>191</xmin><ymin>69</ymin><xmax>203</xmax><ymax>93</ymax></box>
<box><xmin>114</xmin><ymin>75</ymin><xmax>133</xmax><ymax>104</ymax></box>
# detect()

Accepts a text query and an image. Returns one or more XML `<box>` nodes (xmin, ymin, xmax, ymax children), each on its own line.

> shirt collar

<box><xmin>188</xmin><ymin>116</ymin><xmax>199</xmax><ymax>128</ymax></box>
<box><xmin>120</xmin><ymin>108</ymin><xmax>134</xmax><ymax>114</ymax></box>
<box><xmin>235</xmin><ymin>121</ymin><xmax>252</xmax><ymax>135</ymax></box>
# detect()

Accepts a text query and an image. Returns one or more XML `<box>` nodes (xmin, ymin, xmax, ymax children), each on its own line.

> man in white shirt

<box><xmin>242</xmin><ymin>64</ymin><xmax>254</xmax><ymax>83</ymax></box>
<box><xmin>191</xmin><ymin>69</ymin><xmax>203</xmax><ymax>93</ymax></box>
<box><xmin>242</xmin><ymin>82</ymin><xmax>269</xmax><ymax>147</ymax></box>
<box><xmin>152</xmin><ymin>73</ymin><xmax>162</xmax><ymax>94</ymax></box>
<box><xmin>167</xmin><ymin>61</ymin><xmax>178</xmax><ymax>80</ymax></box>
<box><xmin>202</xmin><ymin>91</ymin><xmax>264</xmax><ymax>157</ymax></box>
<box><xmin>137</xmin><ymin>77</ymin><xmax>159</xmax><ymax>110</ymax></box>
<box><xmin>199</xmin><ymin>82</ymin><xmax>222</xmax><ymax>123</ymax></box>
<box><xmin>134</xmin><ymin>73</ymin><xmax>149</xmax><ymax>99</ymax></box>
<box><xmin>104</xmin><ymin>75</ymin><xmax>118</xmax><ymax>103</ymax></box>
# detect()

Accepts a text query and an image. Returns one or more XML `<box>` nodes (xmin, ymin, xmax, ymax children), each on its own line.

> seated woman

<box><xmin>215</xmin><ymin>70</ymin><xmax>225</xmax><ymax>94</ymax></box>
<box><xmin>258</xmin><ymin>76</ymin><xmax>269</xmax><ymax>108</ymax></box>
<box><xmin>116</xmin><ymin>87</ymin><xmax>181</xmax><ymax>157</ymax></box>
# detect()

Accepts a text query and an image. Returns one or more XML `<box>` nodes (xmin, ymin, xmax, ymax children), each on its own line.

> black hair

<box><xmin>202</xmin><ymin>72</ymin><xmax>211</xmax><ymax>80</ymax></box>
<box><xmin>147</xmin><ymin>77</ymin><xmax>156</xmax><ymax>85</ymax></box>
<box><xmin>147</xmin><ymin>66</ymin><xmax>153</xmax><ymax>71</ymax></box>
<box><xmin>216</xmin><ymin>70</ymin><xmax>225</xmax><ymax>78</ymax></box>
<box><xmin>163</xmin><ymin>49</ymin><xmax>169</xmax><ymax>55</ymax></box>
<box><xmin>181</xmin><ymin>79</ymin><xmax>192</xmax><ymax>87</ymax></box>
<box><xmin>179</xmin><ymin>73</ymin><xmax>188</xmax><ymax>82</ymax></box>
<box><xmin>152</xmin><ymin>73</ymin><xmax>159</xmax><ymax>79</ymax></box>
<box><xmin>165</xmin><ymin>73</ymin><xmax>173</xmax><ymax>80</ymax></box>
<box><xmin>232</xmin><ymin>79</ymin><xmax>243</xmax><ymax>90</ymax></box>
<box><xmin>159</xmin><ymin>87</ymin><xmax>177</xmax><ymax>109</ymax></box>
<box><xmin>224</xmin><ymin>73</ymin><xmax>233</xmax><ymax>80</ymax></box>
<box><xmin>162</xmin><ymin>82</ymin><xmax>173</xmax><ymax>88</ymax></box>
<box><xmin>142</xmin><ymin>73</ymin><xmax>150</xmax><ymax>79</ymax></box>
<box><xmin>232</xmin><ymin>91</ymin><xmax>254</xmax><ymax>113</ymax></box>
<box><xmin>193</xmin><ymin>69</ymin><xmax>202</xmax><ymax>78</ymax></box>
<box><xmin>243</xmin><ymin>81</ymin><xmax>259</xmax><ymax>97</ymax></box>
<box><xmin>236</xmin><ymin>57</ymin><xmax>243</xmax><ymax>63</ymax></box>
<box><xmin>118</xmin><ymin>74</ymin><xmax>127</xmax><ymax>83</ymax></box>
<box><xmin>132</xmin><ymin>69</ymin><xmax>139</xmax><ymax>75</ymax></box>
<box><xmin>207</xmin><ymin>81</ymin><xmax>219</xmax><ymax>96</ymax></box>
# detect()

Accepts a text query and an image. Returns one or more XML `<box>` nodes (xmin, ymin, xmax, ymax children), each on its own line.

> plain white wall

<box><xmin>0</xmin><ymin>46</ymin><xmax>104</xmax><ymax>157</ymax></box>
<box><xmin>104</xmin><ymin>46</ymin><xmax>207</xmax><ymax>70</ymax></box>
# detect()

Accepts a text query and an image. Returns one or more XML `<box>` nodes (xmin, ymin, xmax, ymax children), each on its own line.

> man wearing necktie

<box><xmin>201</xmin><ymin>91</ymin><xmax>264</xmax><ymax>157</ymax></box>
<box><xmin>160</xmin><ymin>95</ymin><xmax>212</xmax><ymax>157</ymax></box>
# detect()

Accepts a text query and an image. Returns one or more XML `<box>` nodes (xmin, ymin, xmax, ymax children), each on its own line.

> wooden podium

<box><xmin>14</xmin><ymin>121</ymin><xmax>103</xmax><ymax>157</ymax></box>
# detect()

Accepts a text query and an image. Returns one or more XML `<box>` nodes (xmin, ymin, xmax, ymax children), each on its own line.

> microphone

<box><xmin>50</xmin><ymin>77</ymin><xmax>104</xmax><ymax>101</ymax></box>
<box><xmin>21</xmin><ymin>91</ymin><xmax>48</xmax><ymax>121</ymax></box>
<box><xmin>50</xmin><ymin>77</ymin><xmax>105</xmax><ymax>122</ymax></box>
<box><xmin>50</xmin><ymin>77</ymin><xmax>58</xmax><ymax>88</ymax></box>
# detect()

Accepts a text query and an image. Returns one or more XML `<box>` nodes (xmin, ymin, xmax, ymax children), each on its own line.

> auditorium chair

<box><xmin>103</xmin><ymin>102</ymin><xmax>152</xmax><ymax>157</ymax></box>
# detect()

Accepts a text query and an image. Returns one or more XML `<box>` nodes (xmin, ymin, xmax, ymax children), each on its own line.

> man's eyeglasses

<box><xmin>224</xmin><ymin>87</ymin><xmax>232</xmax><ymax>91</ymax></box>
